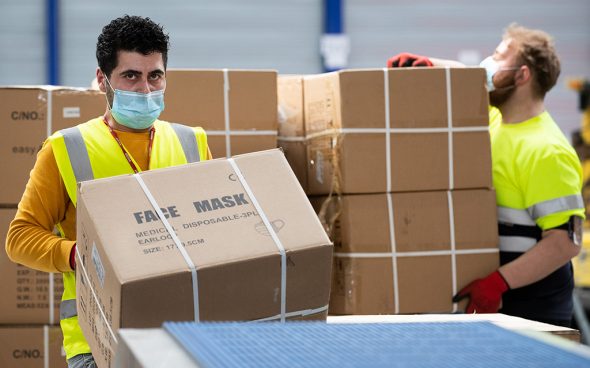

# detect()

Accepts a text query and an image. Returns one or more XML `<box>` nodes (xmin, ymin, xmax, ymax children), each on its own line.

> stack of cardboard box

<box><xmin>161</xmin><ymin>69</ymin><xmax>278</xmax><ymax>158</ymax></box>
<box><xmin>278</xmin><ymin>68</ymin><xmax>500</xmax><ymax>314</ymax></box>
<box><xmin>0</xmin><ymin>87</ymin><xmax>105</xmax><ymax>368</ymax></box>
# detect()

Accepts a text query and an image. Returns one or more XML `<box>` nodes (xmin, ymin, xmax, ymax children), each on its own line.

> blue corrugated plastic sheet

<box><xmin>163</xmin><ymin>321</ymin><xmax>590</xmax><ymax>368</ymax></box>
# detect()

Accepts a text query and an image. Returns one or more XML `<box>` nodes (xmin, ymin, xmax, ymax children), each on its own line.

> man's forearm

<box><xmin>499</xmin><ymin>230</ymin><xmax>580</xmax><ymax>289</ymax></box>
<box><xmin>6</xmin><ymin>218</ymin><xmax>74</xmax><ymax>273</ymax></box>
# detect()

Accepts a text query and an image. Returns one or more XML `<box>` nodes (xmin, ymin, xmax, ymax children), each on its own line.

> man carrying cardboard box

<box><xmin>387</xmin><ymin>24</ymin><xmax>584</xmax><ymax>327</ymax></box>
<box><xmin>5</xmin><ymin>15</ymin><xmax>211</xmax><ymax>368</ymax></box>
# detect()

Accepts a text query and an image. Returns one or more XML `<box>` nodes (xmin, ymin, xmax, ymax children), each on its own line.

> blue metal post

<box><xmin>47</xmin><ymin>0</ymin><xmax>60</xmax><ymax>85</ymax></box>
<box><xmin>321</xmin><ymin>0</ymin><xmax>349</xmax><ymax>72</ymax></box>
<box><xmin>325</xmin><ymin>0</ymin><xmax>342</xmax><ymax>34</ymax></box>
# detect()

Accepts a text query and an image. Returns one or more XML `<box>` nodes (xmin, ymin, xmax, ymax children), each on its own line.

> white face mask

<box><xmin>479</xmin><ymin>56</ymin><xmax>520</xmax><ymax>92</ymax></box>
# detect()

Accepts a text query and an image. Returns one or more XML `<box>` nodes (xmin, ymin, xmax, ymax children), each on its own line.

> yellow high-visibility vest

<box><xmin>49</xmin><ymin>117</ymin><xmax>208</xmax><ymax>359</ymax></box>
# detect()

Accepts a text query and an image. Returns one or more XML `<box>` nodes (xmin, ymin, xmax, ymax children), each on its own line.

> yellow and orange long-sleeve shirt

<box><xmin>5</xmin><ymin>127</ymin><xmax>212</xmax><ymax>273</ymax></box>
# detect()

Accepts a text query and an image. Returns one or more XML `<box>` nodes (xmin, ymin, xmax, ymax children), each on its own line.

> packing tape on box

<box><xmin>133</xmin><ymin>173</ymin><xmax>201</xmax><ymax>322</ymax></box>
<box><xmin>76</xmin><ymin>250</ymin><xmax>118</xmax><ymax>344</ymax></box>
<box><xmin>228</xmin><ymin>158</ymin><xmax>288</xmax><ymax>323</ymax></box>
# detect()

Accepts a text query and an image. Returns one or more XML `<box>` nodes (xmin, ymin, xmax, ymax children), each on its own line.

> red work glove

<box><xmin>386</xmin><ymin>52</ymin><xmax>433</xmax><ymax>68</ymax></box>
<box><xmin>452</xmin><ymin>270</ymin><xmax>509</xmax><ymax>313</ymax></box>
<box><xmin>69</xmin><ymin>243</ymin><xmax>76</xmax><ymax>270</ymax></box>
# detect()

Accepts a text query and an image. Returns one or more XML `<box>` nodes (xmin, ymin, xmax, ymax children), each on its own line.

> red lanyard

<box><xmin>102</xmin><ymin>117</ymin><xmax>155</xmax><ymax>174</ymax></box>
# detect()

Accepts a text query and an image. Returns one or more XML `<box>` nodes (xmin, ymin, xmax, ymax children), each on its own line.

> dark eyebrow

<box><xmin>119</xmin><ymin>69</ymin><xmax>142</xmax><ymax>77</ymax></box>
<box><xmin>149</xmin><ymin>69</ymin><xmax>165</xmax><ymax>76</ymax></box>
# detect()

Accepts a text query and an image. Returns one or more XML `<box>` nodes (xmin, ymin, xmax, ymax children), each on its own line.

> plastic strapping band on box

<box><xmin>333</xmin><ymin>248</ymin><xmax>499</xmax><ymax>258</ymax></box>
<box><xmin>207</xmin><ymin>130</ymin><xmax>278</xmax><ymax>136</ymax></box>
<box><xmin>277</xmin><ymin>136</ymin><xmax>305</xmax><ymax>142</ymax></box>
<box><xmin>48</xmin><ymin>273</ymin><xmax>54</xmax><ymax>325</ymax></box>
<box><xmin>386</xmin><ymin>193</ymin><xmax>400</xmax><ymax>314</ymax></box>
<box><xmin>133</xmin><ymin>173</ymin><xmax>200</xmax><ymax>321</ymax></box>
<box><xmin>445</xmin><ymin>67</ymin><xmax>454</xmax><ymax>190</ymax></box>
<box><xmin>447</xmin><ymin>190</ymin><xmax>458</xmax><ymax>312</ymax></box>
<box><xmin>252</xmin><ymin>305</ymin><xmax>328</xmax><ymax>322</ymax></box>
<box><xmin>383</xmin><ymin>68</ymin><xmax>392</xmax><ymax>193</ymax></box>
<box><xmin>228</xmin><ymin>158</ymin><xmax>288</xmax><ymax>322</ymax></box>
<box><xmin>223</xmin><ymin>69</ymin><xmax>232</xmax><ymax>158</ymax></box>
<box><xmin>75</xmin><ymin>250</ymin><xmax>118</xmax><ymax>343</ymax></box>
<box><xmin>47</xmin><ymin>89</ymin><xmax>53</xmax><ymax>139</ymax></box>
<box><xmin>43</xmin><ymin>325</ymin><xmax>49</xmax><ymax>368</ymax></box>
<box><xmin>305</xmin><ymin>126</ymin><xmax>488</xmax><ymax>140</ymax></box>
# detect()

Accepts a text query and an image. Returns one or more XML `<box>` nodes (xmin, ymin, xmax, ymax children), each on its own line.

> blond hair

<box><xmin>503</xmin><ymin>23</ymin><xmax>561</xmax><ymax>98</ymax></box>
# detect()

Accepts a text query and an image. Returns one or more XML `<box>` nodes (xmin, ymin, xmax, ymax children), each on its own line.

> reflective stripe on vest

<box><xmin>498</xmin><ymin>193</ymin><xmax>584</xmax><ymax>252</ymax></box>
<box><xmin>527</xmin><ymin>194</ymin><xmax>584</xmax><ymax>221</ymax></box>
<box><xmin>498</xmin><ymin>206</ymin><xmax>536</xmax><ymax>226</ymax></box>
<box><xmin>60</xmin><ymin>299</ymin><xmax>77</xmax><ymax>320</ymax></box>
<box><xmin>171</xmin><ymin>123</ymin><xmax>200</xmax><ymax>163</ymax></box>
<box><xmin>499</xmin><ymin>236</ymin><xmax>537</xmax><ymax>253</ymax></box>
<box><xmin>61</xmin><ymin>127</ymin><xmax>94</xmax><ymax>183</ymax></box>
<box><xmin>60</xmin><ymin>123</ymin><xmax>202</xmax><ymax>184</ymax></box>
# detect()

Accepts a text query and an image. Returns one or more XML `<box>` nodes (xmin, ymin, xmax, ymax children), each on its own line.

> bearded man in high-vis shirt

<box><xmin>387</xmin><ymin>24</ymin><xmax>584</xmax><ymax>327</ymax></box>
<box><xmin>6</xmin><ymin>15</ymin><xmax>211</xmax><ymax>367</ymax></box>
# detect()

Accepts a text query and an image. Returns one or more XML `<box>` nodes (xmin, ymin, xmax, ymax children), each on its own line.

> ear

<box><xmin>515</xmin><ymin>65</ymin><xmax>531</xmax><ymax>86</ymax></box>
<box><xmin>96</xmin><ymin>67</ymin><xmax>107</xmax><ymax>93</ymax></box>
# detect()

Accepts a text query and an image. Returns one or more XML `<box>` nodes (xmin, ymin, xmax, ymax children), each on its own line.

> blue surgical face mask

<box><xmin>104</xmin><ymin>75</ymin><xmax>165</xmax><ymax>130</ymax></box>
<box><xmin>479</xmin><ymin>56</ymin><xmax>520</xmax><ymax>92</ymax></box>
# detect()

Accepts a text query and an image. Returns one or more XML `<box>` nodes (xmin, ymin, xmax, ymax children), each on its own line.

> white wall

<box><xmin>346</xmin><ymin>0</ymin><xmax>590</xmax><ymax>139</ymax></box>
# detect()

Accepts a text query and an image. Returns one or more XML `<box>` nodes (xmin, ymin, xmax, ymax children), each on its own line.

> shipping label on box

<box><xmin>312</xmin><ymin>189</ymin><xmax>499</xmax><ymax>315</ymax></box>
<box><xmin>75</xmin><ymin>149</ymin><xmax>332</xmax><ymax>368</ymax></box>
<box><xmin>303</xmin><ymin>68</ymin><xmax>492</xmax><ymax>195</ymax></box>
<box><xmin>0</xmin><ymin>87</ymin><xmax>104</xmax><ymax>204</ymax></box>
<box><xmin>161</xmin><ymin>70</ymin><xmax>278</xmax><ymax>158</ymax></box>
<box><xmin>0</xmin><ymin>325</ymin><xmax>65</xmax><ymax>368</ymax></box>
<box><xmin>0</xmin><ymin>209</ymin><xmax>63</xmax><ymax>324</ymax></box>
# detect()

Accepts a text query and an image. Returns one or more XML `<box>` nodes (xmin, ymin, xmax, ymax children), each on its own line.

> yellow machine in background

<box><xmin>569</xmin><ymin>79</ymin><xmax>590</xmax><ymax>288</ymax></box>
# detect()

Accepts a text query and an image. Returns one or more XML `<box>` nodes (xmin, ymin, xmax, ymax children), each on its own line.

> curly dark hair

<box><xmin>96</xmin><ymin>15</ymin><xmax>170</xmax><ymax>78</ymax></box>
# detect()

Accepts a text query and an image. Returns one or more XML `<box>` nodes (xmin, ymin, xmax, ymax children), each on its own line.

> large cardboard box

<box><xmin>304</xmin><ymin>68</ymin><xmax>492</xmax><ymax>194</ymax></box>
<box><xmin>311</xmin><ymin>189</ymin><xmax>499</xmax><ymax>315</ymax></box>
<box><xmin>75</xmin><ymin>149</ymin><xmax>333</xmax><ymax>368</ymax></box>
<box><xmin>0</xmin><ymin>87</ymin><xmax>105</xmax><ymax>204</ymax></box>
<box><xmin>161</xmin><ymin>69</ymin><xmax>278</xmax><ymax>158</ymax></box>
<box><xmin>0</xmin><ymin>209</ymin><xmax>63</xmax><ymax>324</ymax></box>
<box><xmin>277</xmin><ymin>75</ymin><xmax>308</xmax><ymax>192</ymax></box>
<box><xmin>0</xmin><ymin>325</ymin><xmax>65</xmax><ymax>368</ymax></box>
